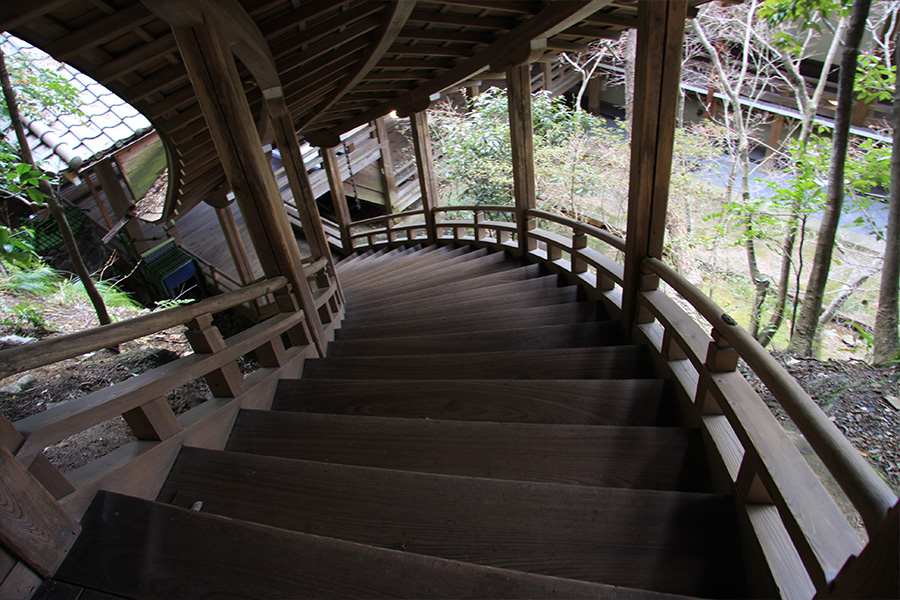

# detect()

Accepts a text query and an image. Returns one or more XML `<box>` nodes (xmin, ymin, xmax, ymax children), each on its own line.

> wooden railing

<box><xmin>341</xmin><ymin>204</ymin><xmax>899</xmax><ymax>599</ymax></box>
<box><xmin>0</xmin><ymin>278</ymin><xmax>319</xmax><ymax>578</ymax></box>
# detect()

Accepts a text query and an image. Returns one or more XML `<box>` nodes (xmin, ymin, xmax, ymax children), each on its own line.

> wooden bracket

<box><xmin>122</xmin><ymin>396</ymin><xmax>182</xmax><ymax>441</ymax></box>
<box><xmin>184</xmin><ymin>314</ymin><xmax>245</xmax><ymax>397</ymax></box>
<box><xmin>706</xmin><ymin>328</ymin><xmax>739</xmax><ymax>372</ymax></box>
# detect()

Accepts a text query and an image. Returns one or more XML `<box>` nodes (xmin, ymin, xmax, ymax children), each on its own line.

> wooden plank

<box><xmin>93</xmin><ymin>159</ymin><xmax>151</xmax><ymax>253</ymax></box>
<box><xmin>374</xmin><ymin>117</ymin><xmax>399</xmax><ymax>212</ymax></box>
<box><xmin>56</xmin><ymin>491</ymin><xmax>655</xmax><ymax>599</ymax></box>
<box><xmin>302</xmin><ymin>346</ymin><xmax>652</xmax><ymax>380</ymax></box>
<box><xmin>274</xmin><ymin>378</ymin><xmax>665</xmax><ymax>426</ymax></box>
<box><xmin>45</xmin><ymin>4</ymin><xmax>155</xmax><ymax>59</ymax></box>
<box><xmin>0</xmin><ymin>443</ymin><xmax>79</xmax><ymax>578</ymax></box>
<box><xmin>320</xmin><ymin>147</ymin><xmax>352</xmax><ymax>251</ymax></box>
<box><xmin>215</xmin><ymin>204</ymin><xmax>255</xmax><ymax>286</ymax></box>
<box><xmin>621</xmin><ymin>1</ymin><xmax>688</xmax><ymax>326</ymax></box>
<box><xmin>327</xmin><ymin>321</ymin><xmax>625</xmax><ymax>357</ymax></box>
<box><xmin>159</xmin><ymin>447</ymin><xmax>739</xmax><ymax>596</ymax></box>
<box><xmin>0</xmin><ymin>562</ymin><xmax>42</xmax><ymax>600</ymax></box>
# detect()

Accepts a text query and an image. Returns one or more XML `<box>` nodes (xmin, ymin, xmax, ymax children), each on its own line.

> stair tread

<box><xmin>157</xmin><ymin>447</ymin><xmax>741</xmax><ymax>596</ymax></box>
<box><xmin>328</xmin><ymin>321</ymin><xmax>625</xmax><ymax>356</ymax></box>
<box><xmin>344</xmin><ymin>281</ymin><xmax>580</xmax><ymax>321</ymax></box>
<box><xmin>335</xmin><ymin>300</ymin><xmax>603</xmax><ymax>339</ymax></box>
<box><xmin>272</xmin><ymin>378</ymin><xmax>665</xmax><ymax>425</ymax></box>
<box><xmin>303</xmin><ymin>345</ymin><xmax>652</xmax><ymax>379</ymax></box>
<box><xmin>58</xmin><ymin>491</ymin><xmax>659</xmax><ymax>599</ymax></box>
<box><xmin>340</xmin><ymin>245</ymin><xmax>467</xmax><ymax>284</ymax></box>
<box><xmin>343</xmin><ymin>257</ymin><xmax>528</xmax><ymax>305</ymax></box>
<box><xmin>226</xmin><ymin>410</ymin><xmax>695</xmax><ymax>489</ymax></box>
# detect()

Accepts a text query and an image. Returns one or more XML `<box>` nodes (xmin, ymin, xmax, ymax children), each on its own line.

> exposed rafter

<box><xmin>299</xmin><ymin>1</ymin><xmax>415</xmax><ymax>131</ymax></box>
<box><xmin>304</xmin><ymin>0</ymin><xmax>614</xmax><ymax>144</ymax></box>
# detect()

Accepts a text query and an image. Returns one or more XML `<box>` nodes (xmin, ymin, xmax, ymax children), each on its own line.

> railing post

<box><xmin>474</xmin><ymin>211</ymin><xmax>487</xmax><ymax>242</ymax></box>
<box><xmin>184</xmin><ymin>314</ymin><xmax>245</xmax><ymax>397</ymax></box>
<box><xmin>409</xmin><ymin>110</ymin><xmax>438</xmax><ymax>244</ymax></box>
<box><xmin>572</xmin><ymin>232</ymin><xmax>588</xmax><ymax>274</ymax></box>
<box><xmin>122</xmin><ymin>396</ymin><xmax>182</xmax><ymax>441</ymax></box>
<box><xmin>0</xmin><ymin>441</ymin><xmax>79</xmax><ymax>578</ymax></box>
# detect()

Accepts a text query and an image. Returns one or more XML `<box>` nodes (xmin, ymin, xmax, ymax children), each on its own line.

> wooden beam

<box><xmin>300</xmin><ymin>1</ymin><xmax>414</xmax><ymax>131</ymax></box>
<box><xmin>162</xmin><ymin>10</ymin><xmax>326</xmax><ymax>356</ymax></box>
<box><xmin>93</xmin><ymin>159</ymin><xmax>152</xmax><ymax>254</ymax></box>
<box><xmin>320</xmin><ymin>147</ymin><xmax>353</xmax><ymax>252</ymax></box>
<box><xmin>622</xmin><ymin>1</ymin><xmax>688</xmax><ymax>328</ymax></box>
<box><xmin>507</xmin><ymin>63</ymin><xmax>537</xmax><ymax>254</ymax></box>
<box><xmin>0</xmin><ymin>443</ymin><xmax>79</xmax><ymax>578</ymax></box>
<box><xmin>409</xmin><ymin>111</ymin><xmax>438</xmax><ymax>243</ymax></box>
<box><xmin>266</xmin><ymin>89</ymin><xmax>342</xmax><ymax>307</ymax></box>
<box><xmin>214</xmin><ymin>203</ymin><xmax>255</xmax><ymax>286</ymax></box>
<box><xmin>375</xmin><ymin>117</ymin><xmax>399</xmax><ymax>213</ymax></box>
<box><xmin>314</xmin><ymin>0</ymin><xmax>614</xmax><ymax>140</ymax></box>
<box><xmin>0</xmin><ymin>0</ymin><xmax>68</xmax><ymax>31</ymax></box>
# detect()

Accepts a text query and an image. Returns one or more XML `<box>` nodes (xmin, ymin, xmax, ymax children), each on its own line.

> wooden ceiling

<box><xmin>1</xmin><ymin>0</ymin><xmax>670</xmax><ymax>221</ymax></box>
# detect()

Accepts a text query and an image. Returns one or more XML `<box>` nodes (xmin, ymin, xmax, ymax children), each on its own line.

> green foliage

<box><xmin>54</xmin><ymin>277</ymin><xmax>138</xmax><ymax>309</ymax></box>
<box><xmin>0</xmin><ymin>225</ymin><xmax>39</xmax><ymax>269</ymax></box>
<box><xmin>855</xmin><ymin>54</ymin><xmax>895</xmax><ymax>103</ymax></box>
<box><xmin>0</xmin><ymin>301</ymin><xmax>51</xmax><ymax>331</ymax></box>
<box><xmin>0</xmin><ymin>265</ymin><xmax>62</xmax><ymax>295</ymax></box>
<box><xmin>759</xmin><ymin>0</ymin><xmax>848</xmax><ymax>29</ymax></box>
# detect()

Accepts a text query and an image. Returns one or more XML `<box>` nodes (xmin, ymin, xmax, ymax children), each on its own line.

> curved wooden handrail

<box><xmin>642</xmin><ymin>256</ymin><xmax>898</xmax><ymax>533</ymax></box>
<box><xmin>0</xmin><ymin>277</ymin><xmax>287</xmax><ymax>381</ymax></box>
<box><xmin>433</xmin><ymin>205</ymin><xmax>516</xmax><ymax>214</ymax></box>
<box><xmin>527</xmin><ymin>208</ymin><xmax>626</xmax><ymax>251</ymax></box>
<box><xmin>349</xmin><ymin>209</ymin><xmax>424</xmax><ymax>229</ymax></box>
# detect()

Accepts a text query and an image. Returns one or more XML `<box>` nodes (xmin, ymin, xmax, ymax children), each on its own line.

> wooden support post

<box><xmin>705</xmin><ymin>328</ymin><xmax>740</xmax><ymax>372</ymax></box>
<box><xmin>122</xmin><ymin>396</ymin><xmax>182</xmax><ymax>441</ymax></box>
<box><xmin>184</xmin><ymin>314</ymin><xmax>245</xmax><ymax>397</ymax></box>
<box><xmin>507</xmin><ymin>63</ymin><xmax>537</xmax><ymax>255</ymax></box>
<box><xmin>572</xmin><ymin>232</ymin><xmax>588</xmax><ymax>274</ymax></box>
<box><xmin>622</xmin><ymin>0</ymin><xmax>688</xmax><ymax>329</ymax></box>
<box><xmin>27</xmin><ymin>454</ymin><xmax>75</xmax><ymax>500</ymax></box>
<box><xmin>374</xmin><ymin>117</ymin><xmax>399</xmax><ymax>213</ymax></box>
<box><xmin>214</xmin><ymin>203</ymin><xmax>255</xmax><ymax>286</ymax></box>
<box><xmin>542</xmin><ymin>62</ymin><xmax>553</xmax><ymax>91</ymax></box>
<box><xmin>167</xmin><ymin>16</ymin><xmax>326</xmax><ymax>356</ymax></box>
<box><xmin>588</xmin><ymin>76</ymin><xmax>604</xmax><ymax>115</ymax></box>
<box><xmin>320</xmin><ymin>147</ymin><xmax>353</xmax><ymax>252</ymax></box>
<box><xmin>409</xmin><ymin>110</ymin><xmax>438</xmax><ymax>243</ymax></box>
<box><xmin>93</xmin><ymin>159</ymin><xmax>152</xmax><ymax>254</ymax></box>
<box><xmin>0</xmin><ymin>443</ymin><xmax>79</xmax><ymax>578</ymax></box>
<box><xmin>83</xmin><ymin>170</ymin><xmax>114</xmax><ymax>228</ymax></box>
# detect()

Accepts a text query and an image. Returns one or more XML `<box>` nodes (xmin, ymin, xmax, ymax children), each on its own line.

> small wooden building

<box><xmin>0</xmin><ymin>2</ymin><xmax>897</xmax><ymax>599</ymax></box>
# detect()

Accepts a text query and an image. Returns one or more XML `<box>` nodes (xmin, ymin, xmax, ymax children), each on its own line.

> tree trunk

<box><xmin>624</xmin><ymin>28</ymin><xmax>637</xmax><ymax>134</ymax></box>
<box><xmin>0</xmin><ymin>47</ymin><xmax>113</xmax><ymax>329</ymax></box>
<box><xmin>873</xmin><ymin>25</ymin><xmax>900</xmax><ymax>366</ymax></box>
<box><xmin>788</xmin><ymin>0</ymin><xmax>871</xmax><ymax>355</ymax></box>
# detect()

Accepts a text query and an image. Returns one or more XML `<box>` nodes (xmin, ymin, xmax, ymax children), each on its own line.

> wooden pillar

<box><xmin>321</xmin><ymin>147</ymin><xmax>353</xmax><ymax>252</ymax></box>
<box><xmin>507</xmin><ymin>63</ymin><xmax>537</xmax><ymax>255</ymax></box>
<box><xmin>265</xmin><ymin>91</ymin><xmax>334</xmax><ymax>263</ymax></box>
<box><xmin>168</xmin><ymin>16</ymin><xmax>326</xmax><ymax>356</ymax></box>
<box><xmin>374</xmin><ymin>117</ymin><xmax>399</xmax><ymax>214</ymax></box>
<box><xmin>409</xmin><ymin>110</ymin><xmax>438</xmax><ymax>243</ymax></box>
<box><xmin>542</xmin><ymin>62</ymin><xmax>553</xmax><ymax>91</ymax></box>
<box><xmin>622</xmin><ymin>1</ymin><xmax>689</xmax><ymax>328</ymax></box>
<box><xmin>93</xmin><ymin>159</ymin><xmax>152</xmax><ymax>254</ymax></box>
<box><xmin>588</xmin><ymin>76</ymin><xmax>604</xmax><ymax>115</ymax></box>
<box><xmin>214</xmin><ymin>204</ymin><xmax>255</xmax><ymax>286</ymax></box>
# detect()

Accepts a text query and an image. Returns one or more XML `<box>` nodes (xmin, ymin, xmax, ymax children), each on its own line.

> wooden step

<box><xmin>341</xmin><ymin>245</ymin><xmax>467</xmax><ymax>285</ymax></box>
<box><xmin>272</xmin><ymin>378</ymin><xmax>666</xmax><ymax>425</ymax></box>
<box><xmin>303</xmin><ymin>346</ymin><xmax>653</xmax><ymax>379</ymax></box>
<box><xmin>56</xmin><ymin>491</ymin><xmax>647</xmax><ymax>599</ymax></box>
<box><xmin>159</xmin><ymin>447</ymin><xmax>741</xmax><ymax>596</ymax></box>
<box><xmin>226</xmin><ymin>410</ymin><xmax>696</xmax><ymax>489</ymax></box>
<box><xmin>335</xmin><ymin>300</ymin><xmax>604</xmax><ymax>339</ymax></box>
<box><xmin>327</xmin><ymin>321</ymin><xmax>624</xmax><ymax>357</ymax></box>
<box><xmin>344</xmin><ymin>251</ymin><xmax>519</xmax><ymax>304</ymax></box>
<box><xmin>344</xmin><ymin>262</ymin><xmax>544</xmax><ymax>308</ymax></box>
<box><xmin>338</xmin><ymin>245</ymin><xmax>431</xmax><ymax>278</ymax></box>
<box><xmin>343</xmin><ymin>278</ymin><xmax>580</xmax><ymax>322</ymax></box>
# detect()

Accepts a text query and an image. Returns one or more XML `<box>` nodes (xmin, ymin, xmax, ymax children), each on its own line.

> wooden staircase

<box><xmin>38</xmin><ymin>244</ymin><xmax>749</xmax><ymax>599</ymax></box>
